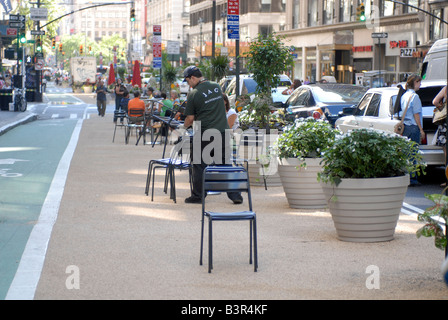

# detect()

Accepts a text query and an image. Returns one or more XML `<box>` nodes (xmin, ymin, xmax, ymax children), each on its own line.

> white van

<box><xmin>421</xmin><ymin>38</ymin><xmax>447</xmax><ymax>81</ymax></box>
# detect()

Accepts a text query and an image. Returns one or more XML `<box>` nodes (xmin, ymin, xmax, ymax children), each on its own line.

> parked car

<box><xmin>335</xmin><ymin>80</ymin><xmax>446</xmax><ymax>166</ymax></box>
<box><xmin>219</xmin><ymin>75</ymin><xmax>235</xmax><ymax>92</ymax></box>
<box><xmin>224</xmin><ymin>74</ymin><xmax>292</xmax><ymax>110</ymax></box>
<box><xmin>284</xmin><ymin>84</ymin><xmax>367</xmax><ymax>126</ymax></box>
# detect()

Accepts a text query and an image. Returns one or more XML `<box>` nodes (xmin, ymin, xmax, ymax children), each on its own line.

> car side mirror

<box><xmin>341</xmin><ymin>106</ymin><xmax>355</xmax><ymax>115</ymax></box>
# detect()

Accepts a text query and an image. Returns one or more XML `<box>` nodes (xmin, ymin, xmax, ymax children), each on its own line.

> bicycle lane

<box><xmin>0</xmin><ymin>119</ymin><xmax>82</xmax><ymax>299</ymax></box>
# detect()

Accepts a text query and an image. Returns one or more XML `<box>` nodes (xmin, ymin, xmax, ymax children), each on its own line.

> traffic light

<box><xmin>36</xmin><ymin>37</ymin><xmax>42</xmax><ymax>52</ymax></box>
<box><xmin>19</xmin><ymin>33</ymin><xmax>27</xmax><ymax>44</ymax></box>
<box><xmin>80</xmin><ymin>45</ymin><xmax>83</xmax><ymax>55</ymax></box>
<box><xmin>357</xmin><ymin>3</ymin><xmax>366</xmax><ymax>22</ymax></box>
<box><xmin>52</xmin><ymin>39</ymin><xmax>56</xmax><ymax>49</ymax></box>
<box><xmin>59</xmin><ymin>43</ymin><xmax>63</xmax><ymax>53</ymax></box>
<box><xmin>130</xmin><ymin>8</ymin><xmax>135</xmax><ymax>22</ymax></box>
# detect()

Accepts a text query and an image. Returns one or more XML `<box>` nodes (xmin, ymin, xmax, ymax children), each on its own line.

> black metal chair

<box><xmin>145</xmin><ymin>134</ymin><xmax>191</xmax><ymax>203</ymax></box>
<box><xmin>112</xmin><ymin>110</ymin><xmax>127</xmax><ymax>143</ymax></box>
<box><xmin>125</xmin><ymin>108</ymin><xmax>146</xmax><ymax>145</ymax></box>
<box><xmin>200</xmin><ymin>166</ymin><xmax>258</xmax><ymax>273</ymax></box>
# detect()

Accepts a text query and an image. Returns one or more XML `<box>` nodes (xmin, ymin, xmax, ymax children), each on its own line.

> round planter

<box><xmin>247</xmin><ymin>162</ymin><xmax>282</xmax><ymax>187</ymax></box>
<box><xmin>321</xmin><ymin>175</ymin><xmax>410</xmax><ymax>243</ymax></box>
<box><xmin>238</xmin><ymin>132</ymin><xmax>281</xmax><ymax>187</ymax></box>
<box><xmin>73</xmin><ymin>88</ymin><xmax>83</xmax><ymax>93</ymax></box>
<box><xmin>278</xmin><ymin>157</ymin><xmax>325</xmax><ymax>209</ymax></box>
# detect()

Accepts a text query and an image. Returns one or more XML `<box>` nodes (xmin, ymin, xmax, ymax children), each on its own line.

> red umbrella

<box><xmin>132</xmin><ymin>60</ymin><xmax>142</xmax><ymax>88</ymax></box>
<box><xmin>108</xmin><ymin>63</ymin><xmax>115</xmax><ymax>85</ymax></box>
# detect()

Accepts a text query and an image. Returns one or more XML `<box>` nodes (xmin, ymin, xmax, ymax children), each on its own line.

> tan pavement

<box><xmin>33</xmin><ymin>112</ymin><xmax>448</xmax><ymax>300</ymax></box>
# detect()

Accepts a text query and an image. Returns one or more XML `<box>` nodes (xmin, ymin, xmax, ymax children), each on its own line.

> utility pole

<box><xmin>30</xmin><ymin>0</ymin><xmax>43</xmax><ymax>102</ymax></box>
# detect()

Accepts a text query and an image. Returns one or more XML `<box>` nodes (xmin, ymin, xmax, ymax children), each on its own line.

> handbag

<box><xmin>433</xmin><ymin>101</ymin><xmax>447</xmax><ymax>125</ymax></box>
<box><xmin>394</xmin><ymin>94</ymin><xmax>414</xmax><ymax>135</ymax></box>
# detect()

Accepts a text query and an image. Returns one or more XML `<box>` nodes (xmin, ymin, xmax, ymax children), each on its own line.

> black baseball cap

<box><xmin>183</xmin><ymin>66</ymin><xmax>201</xmax><ymax>80</ymax></box>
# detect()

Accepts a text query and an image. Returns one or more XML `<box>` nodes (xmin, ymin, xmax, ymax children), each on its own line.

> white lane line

<box><xmin>5</xmin><ymin>119</ymin><xmax>83</xmax><ymax>300</ymax></box>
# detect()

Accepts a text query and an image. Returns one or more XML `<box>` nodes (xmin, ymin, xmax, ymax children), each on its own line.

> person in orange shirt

<box><xmin>127</xmin><ymin>91</ymin><xmax>146</xmax><ymax>123</ymax></box>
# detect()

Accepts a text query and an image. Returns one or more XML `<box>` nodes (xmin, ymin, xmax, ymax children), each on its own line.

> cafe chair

<box><xmin>125</xmin><ymin>109</ymin><xmax>146</xmax><ymax>145</ymax></box>
<box><xmin>112</xmin><ymin>110</ymin><xmax>127</xmax><ymax>143</ymax></box>
<box><xmin>200</xmin><ymin>166</ymin><xmax>258</xmax><ymax>273</ymax></box>
<box><xmin>145</xmin><ymin>134</ymin><xmax>191</xmax><ymax>203</ymax></box>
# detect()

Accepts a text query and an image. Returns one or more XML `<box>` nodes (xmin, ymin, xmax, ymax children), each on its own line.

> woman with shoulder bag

<box><xmin>401</xmin><ymin>74</ymin><xmax>424</xmax><ymax>186</ymax></box>
<box><xmin>433</xmin><ymin>85</ymin><xmax>447</xmax><ymax>187</ymax></box>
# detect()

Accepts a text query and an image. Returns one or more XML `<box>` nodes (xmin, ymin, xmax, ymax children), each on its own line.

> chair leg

<box><xmin>145</xmin><ymin>161</ymin><xmax>154</xmax><ymax>195</ymax></box>
<box><xmin>253</xmin><ymin>218</ymin><xmax>258</xmax><ymax>272</ymax></box>
<box><xmin>113</xmin><ymin>124</ymin><xmax>117</xmax><ymax>142</ymax></box>
<box><xmin>249</xmin><ymin>220</ymin><xmax>253</xmax><ymax>265</ymax></box>
<box><xmin>208</xmin><ymin>218</ymin><xmax>213</xmax><ymax>273</ymax></box>
<box><xmin>200</xmin><ymin>214</ymin><xmax>205</xmax><ymax>266</ymax></box>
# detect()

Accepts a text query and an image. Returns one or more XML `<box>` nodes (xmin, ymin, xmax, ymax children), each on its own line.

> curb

<box><xmin>0</xmin><ymin>113</ymin><xmax>38</xmax><ymax>136</ymax></box>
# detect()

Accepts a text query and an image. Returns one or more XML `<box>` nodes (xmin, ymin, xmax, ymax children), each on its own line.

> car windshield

<box><xmin>312</xmin><ymin>85</ymin><xmax>366</xmax><ymax>103</ymax></box>
<box><xmin>242</xmin><ymin>79</ymin><xmax>258</xmax><ymax>94</ymax></box>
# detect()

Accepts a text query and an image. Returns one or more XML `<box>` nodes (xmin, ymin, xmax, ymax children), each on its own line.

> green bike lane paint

<box><xmin>0</xmin><ymin>119</ymin><xmax>82</xmax><ymax>300</ymax></box>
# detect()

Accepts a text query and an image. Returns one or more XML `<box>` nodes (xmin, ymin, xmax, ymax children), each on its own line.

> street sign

<box><xmin>167</xmin><ymin>41</ymin><xmax>180</xmax><ymax>55</ymax></box>
<box><xmin>227</xmin><ymin>0</ymin><xmax>239</xmax><ymax>40</ymax></box>
<box><xmin>6</xmin><ymin>28</ymin><xmax>17</xmax><ymax>36</ymax></box>
<box><xmin>153</xmin><ymin>57</ymin><xmax>162</xmax><ymax>69</ymax></box>
<box><xmin>371</xmin><ymin>32</ymin><xmax>388</xmax><ymax>38</ymax></box>
<box><xmin>9</xmin><ymin>21</ymin><xmax>25</xmax><ymax>29</ymax></box>
<box><xmin>30</xmin><ymin>8</ymin><xmax>48</xmax><ymax>21</ymax></box>
<box><xmin>35</xmin><ymin>58</ymin><xmax>45</xmax><ymax>70</ymax></box>
<box><xmin>31</xmin><ymin>30</ymin><xmax>45</xmax><ymax>36</ymax></box>
<box><xmin>9</xmin><ymin>14</ymin><xmax>25</xmax><ymax>22</ymax></box>
<box><xmin>227</xmin><ymin>15</ymin><xmax>240</xmax><ymax>40</ymax></box>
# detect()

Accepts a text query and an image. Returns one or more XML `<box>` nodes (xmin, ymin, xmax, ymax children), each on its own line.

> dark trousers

<box><xmin>403</xmin><ymin>124</ymin><xmax>421</xmax><ymax>184</ymax></box>
<box><xmin>190</xmin><ymin>131</ymin><xmax>241</xmax><ymax>201</ymax></box>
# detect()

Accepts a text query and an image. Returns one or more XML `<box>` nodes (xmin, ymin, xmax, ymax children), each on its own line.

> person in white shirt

<box><xmin>223</xmin><ymin>93</ymin><xmax>239</xmax><ymax>131</ymax></box>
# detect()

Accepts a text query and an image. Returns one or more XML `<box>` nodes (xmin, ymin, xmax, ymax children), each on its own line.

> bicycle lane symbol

<box><xmin>0</xmin><ymin>158</ymin><xmax>29</xmax><ymax>178</ymax></box>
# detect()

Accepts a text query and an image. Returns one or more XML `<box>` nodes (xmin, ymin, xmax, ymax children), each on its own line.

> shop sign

<box><xmin>352</xmin><ymin>46</ymin><xmax>373</xmax><ymax>52</ymax></box>
<box><xmin>385</xmin><ymin>32</ymin><xmax>416</xmax><ymax>56</ymax></box>
<box><xmin>400</xmin><ymin>48</ymin><xmax>416</xmax><ymax>58</ymax></box>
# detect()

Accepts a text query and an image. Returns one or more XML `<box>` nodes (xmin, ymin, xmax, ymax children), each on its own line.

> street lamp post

<box><xmin>221</xmin><ymin>10</ymin><xmax>227</xmax><ymax>48</ymax></box>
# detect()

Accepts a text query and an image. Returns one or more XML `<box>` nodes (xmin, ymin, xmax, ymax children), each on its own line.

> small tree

<box><xmin>211</xmin><ymin>54</ymin><xmax>229</xmax><ymax>81</ymax></box>
<box><xmin>247</xmin><ymin>32</ymin><xmax>293</xmax><ymax>95</ymax></box>
<box><xmin>246</xmin><ymin>33</ymin><xmax>294</xmax><ymax>129</ymax></box>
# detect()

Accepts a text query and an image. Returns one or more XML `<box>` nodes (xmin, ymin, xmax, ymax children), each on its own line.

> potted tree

<box><xmin>276</xmin><ymin>118</ymin><xmax>338</xmax><ymax>209</ymax></box>
<box><xmin>246</xmin><ymin>32</ymin><xmax>293</xmax><ymax>132</ymax></box>
<box><xmin>318</xmin><ymin>128</ymin><xmax>425</xmax><ymax>243</ymax></box>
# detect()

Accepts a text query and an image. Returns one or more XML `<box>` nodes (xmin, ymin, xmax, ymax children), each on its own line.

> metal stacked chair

<box><xmin>200</xmin><ymin>166</ymin><xmax>258</xmax><ymax>273</ymax></box>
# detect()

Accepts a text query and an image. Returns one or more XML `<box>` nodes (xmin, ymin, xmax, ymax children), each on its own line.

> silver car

<box><xmin>335</xmin><ymin>80</ymin><xmax>446</xmax><ymax>166</ymax></box>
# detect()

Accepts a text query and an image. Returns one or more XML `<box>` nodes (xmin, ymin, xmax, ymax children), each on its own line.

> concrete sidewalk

<box><xmin>0</xmin><ymin>110</ymin><xmax>38</xmax><ymax>136</ymax></box>
<box><xmin>5</xmin><ymin>112</ymin><xmax>448</xmax><ymax>299</ymax></box>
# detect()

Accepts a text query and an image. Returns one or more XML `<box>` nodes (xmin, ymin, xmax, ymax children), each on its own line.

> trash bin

<box><xmin>0</xmin><ymin>89</ymin><xmax>13</xmax><ymax>111</ymax></box>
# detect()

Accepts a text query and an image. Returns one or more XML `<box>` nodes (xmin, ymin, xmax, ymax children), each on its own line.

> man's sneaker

<box><xmin>185</xmin><ymin>196</ymin><xmax>202</xmax><ymax>204</ymax></box>
<box><xmin>232</xmin><ymin>197</ymin><xmax>243</xmax><ymax>205</ymax></box>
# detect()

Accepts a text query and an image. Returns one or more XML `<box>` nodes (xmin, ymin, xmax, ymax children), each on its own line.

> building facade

<box><xmin>279</xmin><ymin>0</ymin><xmax>448</xmax><ymax>84</ymax></box>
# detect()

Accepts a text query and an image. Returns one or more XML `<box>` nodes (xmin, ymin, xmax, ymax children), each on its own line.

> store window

<box><xmin>323</xmin><ymin>0</ymin><xmax>335</xmax><ymax>25</ymax></box>
<box><xmin>430</xmin><ymin>8</ymin><xmax>444</xmax><ymax>40</ymax></box>
<box><xmin>339</xmin><ymin>0</ymin><xmax>352</xmax><ymax>23</ymax></box>
<box><xmin>308</xmin><ymin>0</ymin><xmax>318</xmax><ymax>27</ymax></box>
<box><xmin>292</xmin><ymin>0</ymin><xmax>300</xmax><ymax>29</ymax></box>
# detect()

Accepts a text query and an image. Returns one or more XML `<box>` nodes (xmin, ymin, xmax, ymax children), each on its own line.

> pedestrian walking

<box><xmin>181</xmin><ymin>66</ymin><xmax>243</xmax><ymax>204</ymax></box>
<box><xmin>96</xmin><ymin>80</ymin><xmax>108</xmax><ymax>117</ymax></box>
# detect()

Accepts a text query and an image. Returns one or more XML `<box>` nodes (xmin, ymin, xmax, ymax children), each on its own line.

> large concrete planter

<box><xmin>83</xmin><ymin>86</ymin><xmax>93</xmax><ymax>93</ymax></box>
<box><xmin>278</xmin><ymin>157</ymin><xmax>325</xmax><ymax>209</ymax></box>
<box><xmin>321</xmin><ymin>175</ymin><xmax>410</xmax><ymax>243</ymax></box>
<box><xmin>238</xmin><ymin>131</ymin><xmax>281</xmax><ymax>187</ymax></box>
